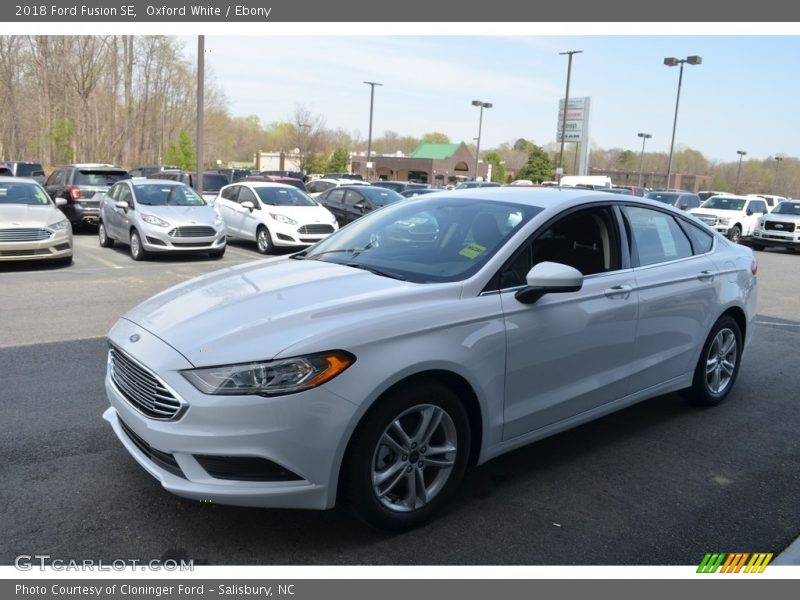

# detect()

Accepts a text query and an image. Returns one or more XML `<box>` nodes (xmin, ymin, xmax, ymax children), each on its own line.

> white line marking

<box><xmin>755</xmin><ymin>320</ymin><xmax>800</xmax><ymax>328</ymax></box>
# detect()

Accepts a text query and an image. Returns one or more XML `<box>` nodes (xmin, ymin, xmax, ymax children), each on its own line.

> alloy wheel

<box><xmin>705</xmin><ymin>328</ymin><xmax>738</xmax><ymax>395</ymax></box>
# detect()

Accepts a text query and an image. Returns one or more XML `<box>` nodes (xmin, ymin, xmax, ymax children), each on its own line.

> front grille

<box><xmin>169</xmin><ymin>226</ymin><xmax>216</xmax><ymax>238</ymax></box>
<box><xmin>0</xmin><ymin>228</ymin><xmax>52</xmax><ymax>242</ymax></box>
<box><xmin>693</xmin><ymin>214</ymin><xmax>717</xmax><ymax>226</ymax></box>
<box><xmin>171</xmin><ymin>241</ymin><xmax>213</xmax><ymax>248</ymax></box>
<box><xmin>764</xmin><ymin>221</ymin><xmax>796</xmax><ymax>232</ymax></box>
<box><xmin>0</xmin><ymin>249</ymin><xmax>51</xmax><ymax>257</ymax></box>
<box><xmin>194</xmin><ymin>455</ymin><xmax>303</xmax><ymax>482</ymax></box>
<box><xmin>118</xmin><ymin>419</ymin><xmax>185</xmax><ymax>478</ymax></box>
<box><xmin>109</xmin><ymin>345</ymin><xmax>184</xmax><ymax>420</ymax></box>
<box><xmin>297</xmin><ymin>224</ymin><xmax>334</xmax><ymax>235</ymax></box>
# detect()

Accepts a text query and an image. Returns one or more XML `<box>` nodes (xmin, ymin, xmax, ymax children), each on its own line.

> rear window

<box><xmin>76</xmin><ymin>170</ymin><xmax>130</xmax><ymax>186</ymax></box>
<box><xmin>15</xmin><ymin>163</ymin><xmax>45</xmax><ymax>177</ymax></box>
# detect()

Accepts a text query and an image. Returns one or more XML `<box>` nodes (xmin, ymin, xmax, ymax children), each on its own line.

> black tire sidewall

<box><xmin>345</xmin><ymin>380</ymin><xmax>471</xmax><ymax>530</ymax></box>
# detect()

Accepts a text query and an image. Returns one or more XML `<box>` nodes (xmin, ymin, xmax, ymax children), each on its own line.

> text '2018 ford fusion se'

<box><xmin>103</xmin><ymin>187</ymin><xmax>757</xmax><ymax>529</ymax></box>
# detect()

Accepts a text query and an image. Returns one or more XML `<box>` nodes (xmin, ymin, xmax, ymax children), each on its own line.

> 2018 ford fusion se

<box><xmin>102</xmin><ymin>188</ymin><xmax>757</xmax><ymax>529</ymax></box>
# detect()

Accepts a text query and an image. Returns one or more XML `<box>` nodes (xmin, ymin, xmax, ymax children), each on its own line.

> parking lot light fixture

<box><xmin>774</xmin><ymin>155</ymin><xmax>784</xmax><ymax>195</ymax></box>
<box><xmin>364</xmin><ymin>81</ymin><xmax>382</xmax><ymax>179</ymax></box>
<box><xmin>637</xmin><ymin>133</ymin><xmax>652</xmax><ymax>187</ymax></box>
<box><xmin>558</xmin><ymin>50</ymin><xmax>582</xmax><ymax>181</ymax></box>
<box><xmin>471</xmin><ymin>100</ymin><xmax>492</xmax><ymax>180</ymax></box>
<box><xmin>664</xmin><ymin>55</ymin><xmax>702</xmax><ymax>190</ymax></box>
<box><xmin>735</xmin><ymin>150</ymin><xmax>747</xmax><ymax>194</ymax></box>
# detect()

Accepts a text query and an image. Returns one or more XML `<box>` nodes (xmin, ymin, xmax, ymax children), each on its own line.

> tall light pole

<box><xmin>471</xmin><ymin>100</ymin><xmax>492</xmax><ymax>180</ymax></box>
<box><xmin>558</xmin><ymin>50</ymin><xmax>582</xmax><ymax>181</ymax></box>
<box><xmin>664</xmin><ymin>55</ymin><xmax>702</xmax><ymax>190</ymax></box>
<box><xmin>774</xmin><ymin>155</ymin><xmax>784</xmax><ymax>195</ymax></box>
<box><xmin>637</xmin><ymin>133</ymin><xmax>652</xmax><ymax>187</ymax></box>
<box><xmin>734</xmin><ymin>150</ymin><xmax>747</xmax><ymax>194</ymax></box>
<box><xmin>364</xmin><ymin>81</ymin><xmax>382</xmax><ymax>180</ymax></box>
<box><xmin>298</xmin><ymin>123</ymin><xmax>310</xmax><ymax>175</ymax></box>
<box><xmin>196</xmin><ymin>35</ymin><xmax>205</xmax><ymax>195</ymax></box>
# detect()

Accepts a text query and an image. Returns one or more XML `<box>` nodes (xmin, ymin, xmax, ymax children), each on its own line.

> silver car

<box><xmin>0</xmin><ymin>176</ymin><xmax>73</xmax><ymax>265</ymax></box>
<box><xmin>103</xmin><ymin>188</ymin><xmax>757</xmax><ymax>529</ymax></box>
<box><xmin>98</xmin><ymin>180</ymin><xmax>226</xmax><ymax>260</ymax></box>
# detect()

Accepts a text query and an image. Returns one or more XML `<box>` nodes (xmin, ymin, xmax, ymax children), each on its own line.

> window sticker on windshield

<box><xmin>459</xmin><ymin>243</ymin><xmax>486</xmax><ymax>259</ymax></box>
<box><xmin>33</xmin><ymin>189</ymin><xmax>48</xmax><ymax>202</ymax></box>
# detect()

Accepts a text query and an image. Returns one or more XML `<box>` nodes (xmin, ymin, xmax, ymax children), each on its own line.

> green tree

<box><xmin>163</xmin><ymin>129</ymin><xmax>195</xmax><ymax>170</ymax></box>
<box><xmin>50</xmin><ymin>119</ymin><xmax>75</xmax><ymax>164</ymax></box>
<box><xmin>421</xmin><ymin>132</ymin><xmax>451</xmax><ymax>144</ymax></box>
<box><xmin>515</xmin><ymin>143</ymin><xmax>553</xmax><ymax>183</ymax></box>
<box><xmin>483</xmin><ymin>150</ymin><xmax>506</xmax><ymax>183</ymax></box>
<box><xmin>305</xmin><ymin>153</ymin><xmax>328</xmax><ymax>175</ymax></box>
<box><xmin>326</xmin><ymin>147</ymin><xmax>350</xmax><ymax>173</ymax></box>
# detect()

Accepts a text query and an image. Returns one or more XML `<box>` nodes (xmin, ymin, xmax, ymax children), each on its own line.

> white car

<box><xmin>305</xmin><ymin>178</ymin><xmax>371</xmax><ymax>198</ymax></box>
<box><xmin>99</xmin><ymin>179</ymin><xmax>226</xmax><ymax>260</ymax></box>
<box><xmin>0</xmin><ymin>176</ymin><xmax>73</xmax><ymax>265</ymax></box>
<box><xmin>215</xmin><ymin>182</ymin><xmax>338</xmax><ymax>254</ymax></box>
<box><xmin>103</xmin><ymin>188</ymin><xmax>757</xmax><ymax>529</ymax></box>
<box><xmin>689</xmin><ymin>195</ymin><xmax>769</xmax><ymax>243</ymax></box>
<box><xmin>751</xmin><ymin>200</ymin><xmax>800</xmax><ymax>251</ymax></box>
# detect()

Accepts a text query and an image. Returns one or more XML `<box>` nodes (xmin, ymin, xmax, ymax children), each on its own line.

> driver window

<box><xmin>499</xmin><ymin>207</ymin><xmax>619</xmax><ymax>289</ymax></box>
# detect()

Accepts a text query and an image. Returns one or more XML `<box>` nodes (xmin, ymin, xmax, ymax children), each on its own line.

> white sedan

<box><xmin>102</xmin><ymin>188</ymin><xmax>757</xmax><ymax>529</ymax></box>
<box><xmin>214</xmin><ymin>182</ymin><xmax>338</xmax><ymax>253</ymax></box>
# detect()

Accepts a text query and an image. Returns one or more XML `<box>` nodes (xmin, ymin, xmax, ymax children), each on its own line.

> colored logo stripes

<box><xmin>697</xmin><ymin>552</ymin><xmax>773</xmax><ymax>573</ymax></box>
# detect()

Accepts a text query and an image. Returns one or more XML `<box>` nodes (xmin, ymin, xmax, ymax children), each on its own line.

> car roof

<box><xmin>129</xmin><ymin>179</ymin><xmax>185</xmax><ymax>187</ymax></box>
<box><xmin>0</xmin><ymin>175</ymin><xmax>40</xmax><ymax>183</ymax></box>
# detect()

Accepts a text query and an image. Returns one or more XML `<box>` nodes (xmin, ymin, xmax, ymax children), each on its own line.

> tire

<box><xmin>53</xmin><ymin>255</ymin><xmax>73</xmax><ymax>267</ymax></box>
<box><xmin>98</xmin><ymin>222</ymin><xmax>114</xmax><ymax>248</ymax></box>
<box><xmin>129</xmin><ymin>230</ymin><xmax>147</xmax><ymax>261</ymax></box>
<box><xmin>728</xmin><ymin>225</ymin><xmax>742</xmax><ymax>244</ymax></box>
<box><xmin>751</xmin><ymin>244</ymin><xmax>765</xmax><ymax>251</ymax></box>
<box><xmin>209</xmin><ymin>248</ymin><xmax>225</xmax><ymax>260</ymax></box>
<box><xmin>256</xmin><ymin>226</ymin><xmax>273</xmax><ymax>255</ymax></box>
<box><xmin>344</xmin><ymin>380</ymin><xmax>471</xmax><ymax>530</ymax></box>
<box><xmin>684</xmin><ymin>315</ymin><xmax>743</xmax><ymax>406</ymax></box>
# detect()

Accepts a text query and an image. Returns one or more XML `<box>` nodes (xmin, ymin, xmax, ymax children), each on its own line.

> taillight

<box><xmin>751</xmin><ymin>258</ymin><xmax>758</xmax><ymax>276</ymax></box>
<box><xmin>67</xmin><ymin>186</ymin><xmax>81</xmax><ymax>201</ymax></box>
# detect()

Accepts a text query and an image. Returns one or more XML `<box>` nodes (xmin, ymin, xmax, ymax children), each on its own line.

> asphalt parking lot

<box><xmin>1</xmin><ymin>231</ymin><xmax>799</xmax><ymax>565</ymax></box>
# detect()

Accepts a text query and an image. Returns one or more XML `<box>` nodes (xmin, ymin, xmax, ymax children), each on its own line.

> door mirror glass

<box><xmin>241</xmin><ymin>201</ymin><xmax>255</xmax><ymax>211</ymax></box>
<box><xmin>115</xmin><ymin>200</ymin><xmax>129</xmax><ymax>210</ymax></box>
<box><xmin>55</xmin><ymin>198</ymin><xmax>67</xmax><ymax>207</ymax></box>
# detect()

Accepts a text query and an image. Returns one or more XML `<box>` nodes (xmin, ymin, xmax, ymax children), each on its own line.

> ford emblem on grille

<box><xmin>775</xmin><ymin>224</ymin><xmax>784</xmax><ymax>229</ymax></box>
<box><xmin>129</xmin><ymin>334</ymin><xmax>140</xmax><ymax>343</ymax></box>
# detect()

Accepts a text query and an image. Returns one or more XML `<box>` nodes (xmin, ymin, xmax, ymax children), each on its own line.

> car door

<box><xmin>215</xmin><ymin>185</ymin><xmax>241</xmax><ymax>237</ymax></box>
<box><xmin>343</xmin><ymin>189</ymin><xmax>370</xmax><ymax>224</ymax></box>
<box><xmin>320</xmin><ymin>188</ymin><xmax>347</xmax><ymax>225</ymax></box>
<box><xmin>115</xmin><ymin>185</ymin><xmax>136</xmax><ymax>242</ymax></box>
<box><xmin>102</xmin><ymin>183</ymin><xmax>122</xmax><ymax>238</ymax></box>
<box><xmin>235</xmin><ymin>186</ymin><xmax>262</xmax><ymax>241</ymax></box>
<box><xmin>622</xmin><ymin>205</ymin><xmax>718</xmax><ymax>394</ymax></box>
<box><xmin>498</xmin><ymin>205</ymin><xmax>639</xmax><ymax>440</ymax></box>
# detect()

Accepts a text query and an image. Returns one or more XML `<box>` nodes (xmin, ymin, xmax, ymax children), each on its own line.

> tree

<box><xmin>164</xmin><ymin>129</ymin><xmax>195</xmax><ymax>170</ymax></box>
<box><xmin>327</xmin><ymin>147</ymin><xmax>350</xmax><ymax>173</ymax></box>
<box><xmin>291</xmin><ymin>105</ymin><xmax>326</xmax><ymax>175</ymax></box>
<box><xmin>421</xmin><ymin>132</ymin><xmax>451</xmax><ymax>144</ymax></box>
<box><xmin>515</xmin><ymin>143</ymin><xmax>553</xmax><ymax>183</ymax></box>
<box><xmin>483</xmin><ymin>150</ymin><xmax>506</xmax><ymax>184</ymax></box>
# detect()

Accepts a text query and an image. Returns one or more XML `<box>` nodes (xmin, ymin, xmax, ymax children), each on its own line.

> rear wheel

<box><xmin>684</xmin><ymin>315</ymin><xmax>742</xmax><ymax>406</ymax></box>
<box><xmin>256</xmin><ymin>226</ymin><xmax>273</xmax><ymax>254</ymax></box>
<box><xmin>129</xmin><ymin>230</ymin><xmax>147</xmax><ymax>261</ymax></box>
<box><xmin>98</xmin><ymin>222</ymin><xmax>114</xmax><ymax>248</ymax></box>
<box><xmin>728</xmin><ymin>225</ymin><xmax>742</xmax><ymax>244</ymax></box>
<box><xmin>344</xmin><ymin>380</ymin><xmax>470</xmax><ymax>530</ymax></box>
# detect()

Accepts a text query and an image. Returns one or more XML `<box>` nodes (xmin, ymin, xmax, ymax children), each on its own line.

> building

<box><xmin>351</xmin><ymin>142</ymin><xmax>489</xmax><ymax>186</ymax></box>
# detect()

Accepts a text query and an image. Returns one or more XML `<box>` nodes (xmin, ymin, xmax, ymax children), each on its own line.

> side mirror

<box><xmin>679</xmin><ymin>204</ymin><xmax>688</xmax><ymax>210</ymax></box>
<box><xmin>241</xmin><ymin>201</ymin><xmax>255</xmax><ymax>212</ymax></box>
<box><xmin>354</xmin><ymin>202</ymin><xmax>367</xmax><ymax>211</ymax></box>
<box><xmin>514</xmin><ymin>261</ymin><xmax>584</xmax><ymax>305</ymax></box>
<box><xmin>55</xmin><ymin>198</ymin><xmax>68</xmax><ymax>207</ymax></box>
<box><xmin>746</xmin><ymin>209</ymin><xmax>753</xmax><ymax>216</ymax></box>
<box><xmin>114</xmin><ymin>200</ymin><xmax>129</xmax><ymax>211</ymax></box>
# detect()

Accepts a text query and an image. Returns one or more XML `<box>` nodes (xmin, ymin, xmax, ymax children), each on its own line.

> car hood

<box><xmin>0</xmin><ymin>204</ymin><xmax>64</xmax><ymax>227</ymax></box>
<box><xmin>761</xmin><ymin>213</ymin><xmax>800</xmax><ymax>222</ymax></box>
<box><xmin>137</xmin><ymin>204</ymin><xmax>219</xmax><ymax>225</ymax></box>
<box><xmin>122</xmin><ymin>258</ymin><xmax>459</xmax><ymax>367</ymax></box>
<box><xmin>690</xmin><ymin>208</ymin><xmax>743</xmax><ymax>218</ymax></box>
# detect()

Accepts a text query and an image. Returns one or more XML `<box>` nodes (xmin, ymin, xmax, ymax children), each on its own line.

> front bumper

<box><xmin>0</xmin><ymin>229</ymin><xmax>72</xmax><ymax>261</ymax></box>
<box><xmin>140</xmin><ymin>224</ymin><xmax>226</xmax><ymax>253</ymax></box>
<box><xmin>103</xmin><ymin>319</ymin><xmax>358</xmax><ymax>509</ymax></box>
<box><xmin>752</xmin><ymin>230</ymin><xmax>800</xmax><ymax>248</ymax></box>
<box><xmin>269</xmin><ymin>221</ymin><xmax>338</xmax><ymax>248</ymax></box>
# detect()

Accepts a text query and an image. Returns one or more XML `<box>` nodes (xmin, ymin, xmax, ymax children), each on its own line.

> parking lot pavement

<box><xmin>0</xmin><ymin>231</ymin><xmax>268</xmax><ymax>348</ymax></box>
<box><xmin>0</xmin><ymin>238</ymin><xmax>798</xmax><ymax>565</ymax></box>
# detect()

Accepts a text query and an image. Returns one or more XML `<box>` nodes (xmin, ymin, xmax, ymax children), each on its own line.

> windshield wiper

<box><xmin>343</xmin><ymin>262</ymin><xmax>406</xmax><ymax>281</ymax></box>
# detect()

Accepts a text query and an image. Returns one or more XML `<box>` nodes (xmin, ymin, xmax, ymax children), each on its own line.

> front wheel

<box><xmin>256</xmin><ymin>226</ymin><xmax>273</xmax><ymax>255</ymax></box>
<box><xmin>209</xmin><ymin>248</ymin><xmax>225</xmax><ymax>260</ymax></box>
<box><xmin>129</xmin><ymin>230</ymin><xmax>148</xmax><ymax>261</ymax></box>
<box><xmin>751</xmin><ymin>243</ymin><xmax>765</xmax><ymax>251</ymax></box>
<box><xmin>344</xmin><ymin>380</ymin><xmax>470</xmax><ymax>530</ymax></box>
<box><xmin>684</xmin><ymin>315</ymin><xmax>743</xmax><ymax>406</ymax></box>
<box><xmin>728</xmin><ymin>225</ymin><xmax>742</xmax><ymax>244</ymax></box>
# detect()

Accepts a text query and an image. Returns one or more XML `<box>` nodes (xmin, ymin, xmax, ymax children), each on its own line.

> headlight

<box><xmin>269</xmin><ymin>213</ymin><xmax>298</xmax><ymax>225</ymax></box>
<box><xmin>214</xmin><ymin>214</ymin><xmax>224</xmax><ymax>227</ymax></box>
<box><xmin>718</xmin><ymin>217</ymin><xmax>731</xmax><ymax>225</ymax></box>
<box><xmin>48</xmin><ymin>219</ymin><xmax>69</xmax><ymax>231</ymax></box>
<box><xmin>182</xmin><ymin>351</ymin><xmax>355</xmax><ymax>396</ymax></box>
<box><xmin>141</xmin><ymin>214</ymin><xmax>170</xmax><ymax>227</ymax></box>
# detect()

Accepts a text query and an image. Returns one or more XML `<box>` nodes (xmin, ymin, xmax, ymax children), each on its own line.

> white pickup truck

<box><xmin>751</xmin><ymin>200</ymin><xmax>800</xmax><ymax>251</ymax></box>
<box><xmin>689</xmin><ymin>195</ymin><xmax>770</xmax><ymax>243</ymax></box>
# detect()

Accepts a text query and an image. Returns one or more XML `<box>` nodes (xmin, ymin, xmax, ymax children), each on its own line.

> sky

<box><xmin>174</xmin><ymin>34</ymin><xmax>800</xmax><ymax>164</ymax></box>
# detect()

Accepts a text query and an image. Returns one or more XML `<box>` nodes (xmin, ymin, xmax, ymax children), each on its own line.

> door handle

<box><xmin>697</xmin><ymin>270</ymin><xmax>715</xmax><ymax>282</ymax></box>
<box><xmin>604</xmin><ymin>284</ymin><xmax>632</xmax><ymax>299</ymax></box>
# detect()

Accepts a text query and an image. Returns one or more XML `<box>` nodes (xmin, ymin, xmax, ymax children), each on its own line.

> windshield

<box><xmin>359</xmin><ymin>187</ymin><xmax>404</xmax><ymax>207</ymax></box>
<box><xmin>15</xmin><ymin>163</ymin><xmax>44</xmax><ymax>177</ymax></box>
<box><xmin>772</xmin><ymin>202</ymin><xmax>800</xmax><ymax>215</ymax></box>
<box><xmin>700</xmin><ymin>196</ymin><xmax>746</xmax><ymax>211</ymax></box>
<box><xmin>255</xmin><ymin>186</ymin><xmax>316</xmax><ymax>206</ymax></box>
<box><xmin>133</xmin><ymin>183</ymin><xmax>206</xmax><ymax>206</ymax></box>
<box><xmin>301</xmin><ymin>196</ymin><xmax>542</xmax><ymax>283</ymax></box>
<box><xmin>0</xmin><ymin>182</ymin><xmax>52</xmax><ymax>205</ymax></box>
